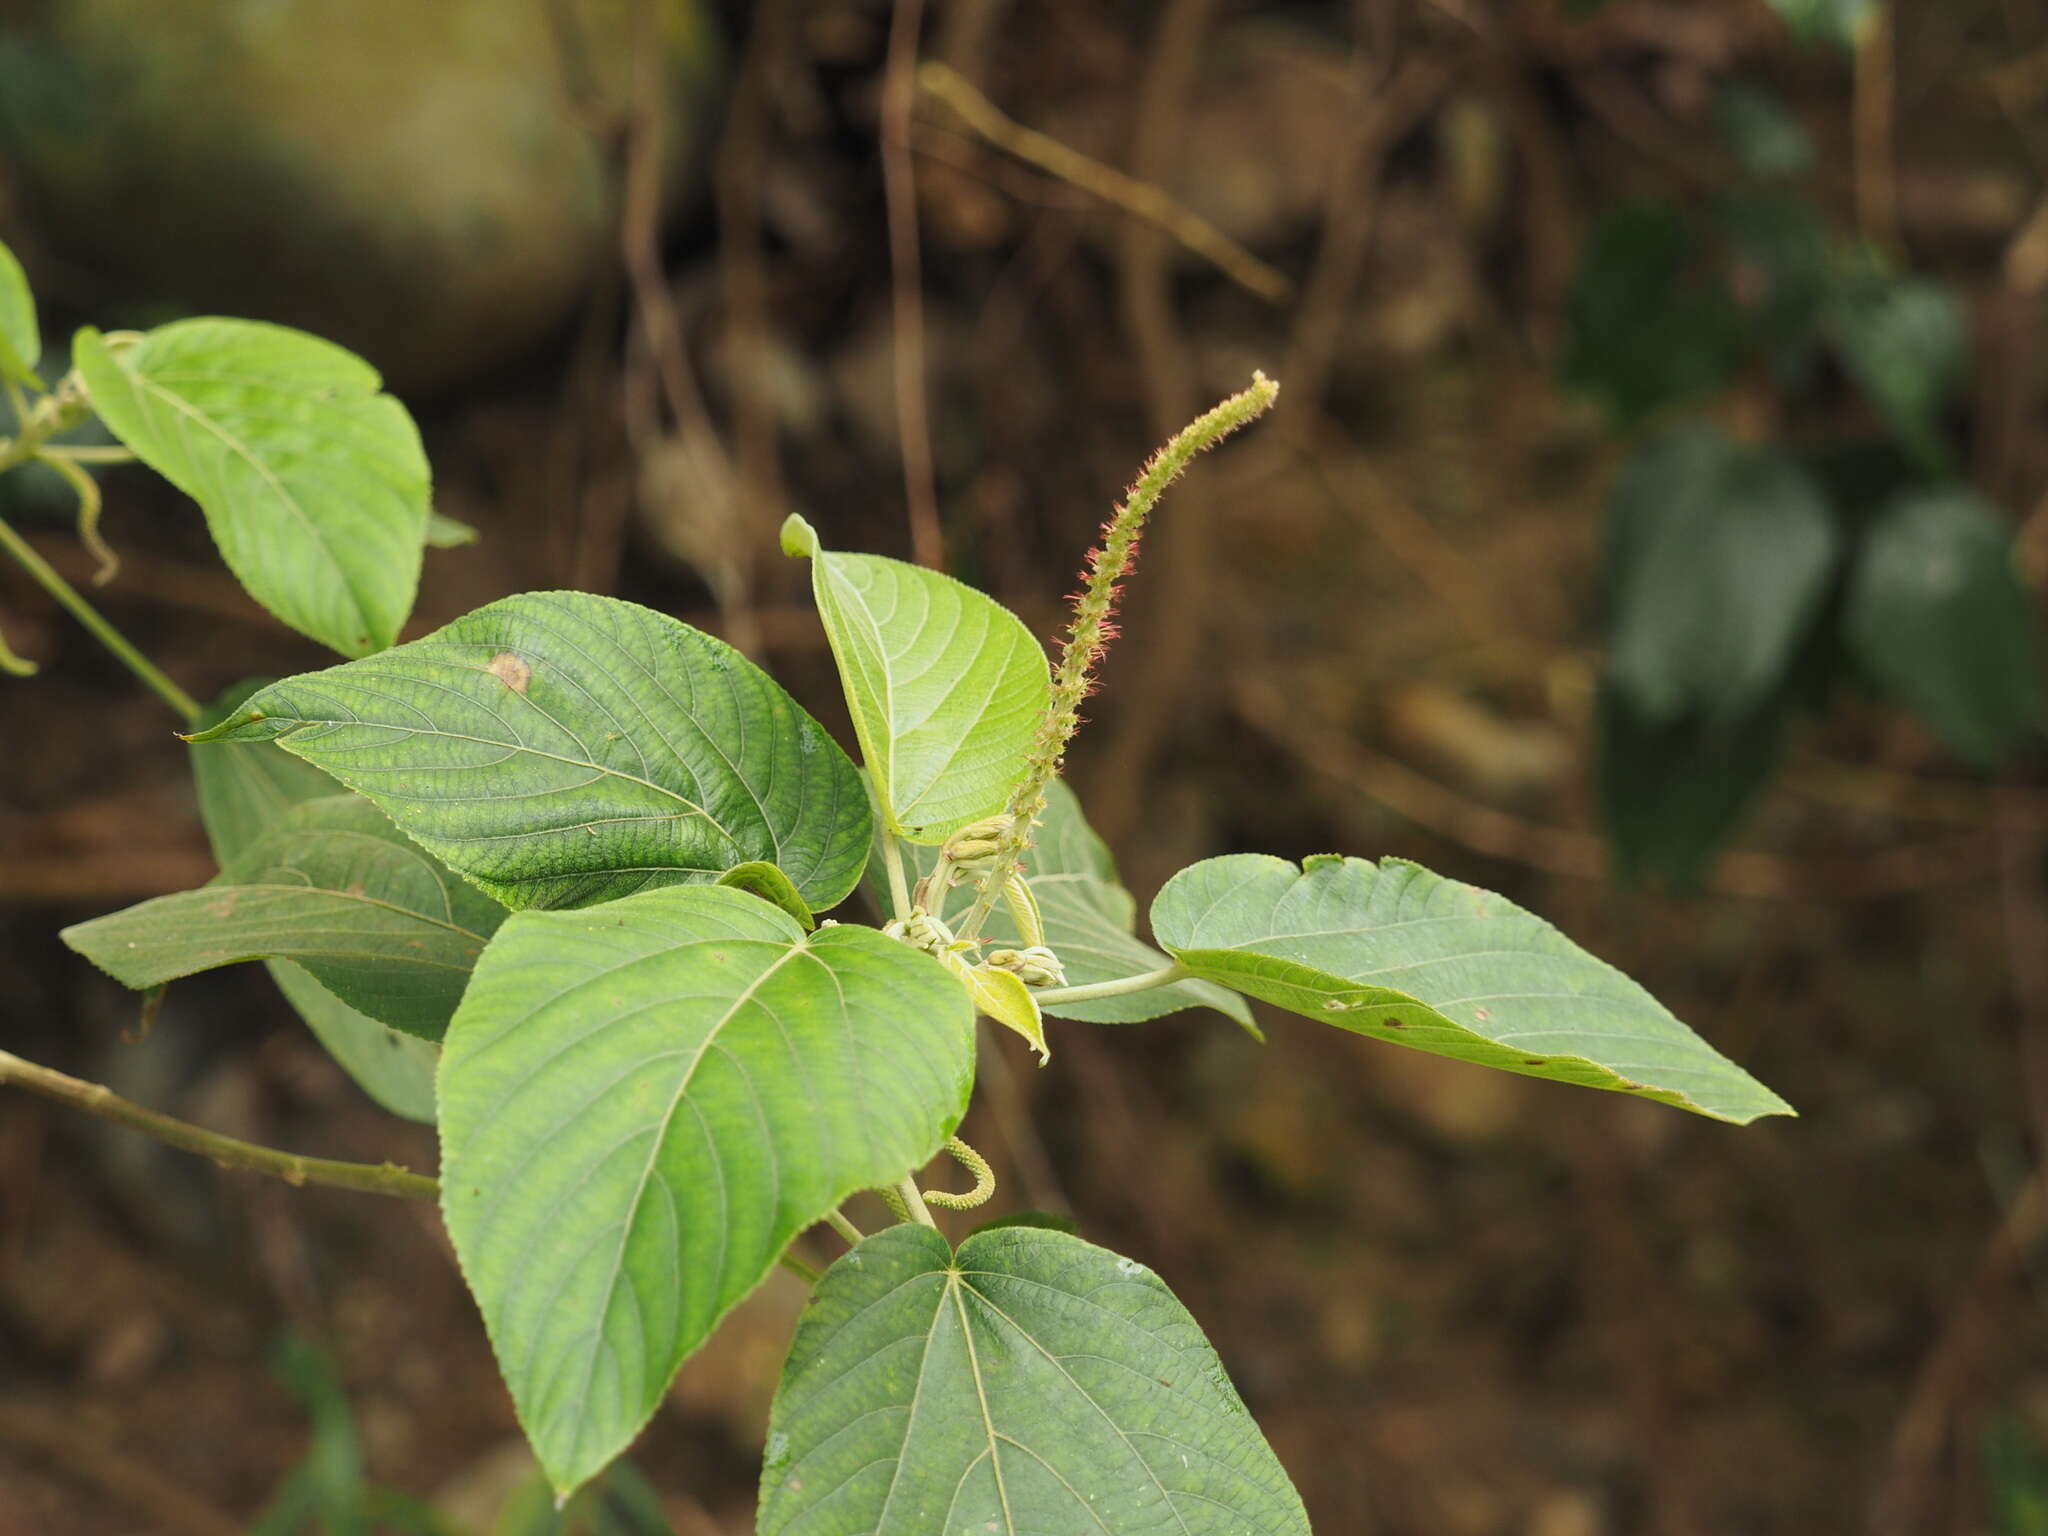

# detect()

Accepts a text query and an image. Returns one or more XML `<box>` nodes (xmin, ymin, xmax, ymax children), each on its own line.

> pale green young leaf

<box><xmin>783</xmin><ymin>513</ymin><xmax>1049</xmax><ymax>843</ymax></box>
<box><xmin>886</xmin><ymin>779</ymin><xmax>1256</xmax><ymax>1029</ymax></box>
<box><xmin>188</xmin><ymin>592</ymin><xmax>873</xmax><ymax>913</ymax></box>
<box><xmin>190</xmin><ymin>681</ymin><xmax>438</xmax><ymax>1121</ymax></box>
<box><xmin>426</xmin><ymin>510</ymin><xmax>479</xmax><ymax>548</ymax></box>
<box><xmin>62</xmin><ymin>794</ymin><xmax>506</xmax><ymax>1039</ymax></box>
<box><xmin>757</xmin><ymin>1224</ymin><xmax>1310</xmax><ymax>1535</ymax></box>
<box><xmin>1152</xmin><ymin>854</ymin><xmax>1792</xmax><ymax>1124</ymax></box>
<box><xmin>0</xmin><ymin>238</ymin><xmax>40</xmax><ymax>386</ymax></box>
<box><xmin>71</xmin><ymin>319</ymin><xmax>430</xmax><ymax>657</ymax></box>
<box><xmin>439</xmin><ymin>885</ymin><xmax>974</xmax><ymax>1497</ymax></box>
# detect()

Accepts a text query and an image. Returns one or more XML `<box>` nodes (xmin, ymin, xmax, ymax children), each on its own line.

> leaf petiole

<box><xmin>1030</xmin><ymin>961</ymin><xmax>1189</xmax><ymax>1006</ymax></box>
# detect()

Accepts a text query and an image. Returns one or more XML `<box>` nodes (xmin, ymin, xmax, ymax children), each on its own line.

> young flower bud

<box><xmin>986</xmin><ymin>945</ymin><xmax>1067</xmax><ymax>989</ymax></box>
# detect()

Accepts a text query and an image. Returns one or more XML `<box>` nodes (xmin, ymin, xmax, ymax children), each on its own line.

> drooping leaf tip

<box><xmin>780</xmin><ymin>513</ymin><xmax>820</xmax><ymax>558</ymax></box>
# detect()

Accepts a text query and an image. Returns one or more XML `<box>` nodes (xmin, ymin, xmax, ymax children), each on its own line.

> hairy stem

<box><xmin>1031</xmin><ymin>962</ymin><xmax>1190</xmax><ymax>1006</ymax></box>
<box><xmin>0</xmin><ymin>1049</ymin><xmax>437</xmax><ymax>1198</ymax></box>
<box><xmin>777</xmin><ymin>1249</ymin><xmax>823</xmax><ymax>1286</ymax></box>
<box><xmin>894</xmin><ymin>1174</ymin><xmax>937</xmax><ymax>1227</ymax></box>
<box><xmin>879</xmin><ymin>826</ymin><xmax>914</xmax><ymax>920</ymax></box>
<box><xmin>921</xmin><ymin>1135</ymin><xmax>996</xmax><ymax>1210</ymax></box>
<box><xmin>825</xmin><ymin>1207</ymin><xmax>865</xmax><ymax>1245</ymax></box>
<box><xmin>955</xmin><ymin>373</ymin><xmax>1279</xmax><ymax>940</ymax></box>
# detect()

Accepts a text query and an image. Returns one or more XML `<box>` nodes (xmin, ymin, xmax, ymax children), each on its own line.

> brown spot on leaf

<box><xmin>1524</xmin><ymin>1058</ymin><xmax>1547</xmax><ymax>1067</ymax></box>
<box><xmin>1381</xmin><ymin>1017</ymin><xmax>1406</xmax><ymax>1029</ymax></box>
<box><xmin>1472</xmin><ymin>1006</ymin><xmax>1492</xmax><ymax>1021</ymax></box>
<box><xmin>486</xmin><ymin>651</ymin><xmax>531</xmax><ymax>693</ymax></box>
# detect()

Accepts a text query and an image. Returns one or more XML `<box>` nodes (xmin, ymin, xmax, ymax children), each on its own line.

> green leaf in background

<box><xmin>782</xmin><ymin>513</ymin><xmax>1048</xmax><ymax>844</ymax></box>
<box><xmin>189</xmin><ymin>592</ymin><xmax>873</xmax><ymax>913</ymax></box>
<box><xmin>1152</xmin><ymin>853</ymin><xmax>1793</xmax><ymax>1124</ymax></box>
<box><xmin>1594</xmin><ymin>675</ymin><xmax>1793</xmax><ymax>892</ymax></box>
<box><xmin>1560</xmin><ymin>201</ymin><xmax>1744</xmax><ymax>429</ymax></box>
<box><xmin>757</xmin><ymin>1223</ymin><xmax>1310</xmax><ymax>1536</ymax></box>
<box><xmin>70</xmin><ymin>319</ymin><xmax>431</xmax><ymax>657</ymax></box>
<box><xmin>438</xmin><ymin>885</ymin><xmax>974</xmax><ymax>1496</ymax></box>
<box><xmin>1766</xmin><ymin>0</ymin><xmax>1877</xmax><ymax>47</ymax></box>
<box><xmin>1823</xmin><ymin>269</ymin><xmax>1967</xmax><ymax>471</ymax></box>
<box><xmin>0</xmin><ymin>237</ymin><xmax>39</xmax><ymax>386</ymax></box>
<box><xmin>1714</xmin><ymin>81</ymin><xmax>1815</xmax><ymax>179</ymax></box>
<box><xmin>1714</xmin><ymin>189</ymin><xmax>1832</xmax><ymax>385</ymax></box>
<box><xmin>63</xmin><ymin>794</ymin><xmax>507</xmax><ymax>1039</ymax></box>
<box><xmin>886</xmin><ymin>779</ymin><xmax>1256</xmax><ymax>1029</ymax></box>
<box><xmin>493</xmin><ymin>1459</ymin><xmax>674</xmax><ymax>1536</ymax></box>
<box><xmin>1843</xmin><ymin>487</ymin><xmax>2044</xmax><ymax>766</ymax></box>
<box><xmin>714</xmin><ymin>859</ymin><xmax>815</xmax><ymax>929</ymax></box>
<box><xmin>1605</xmin><ymin>426</ymin><xmax>1838</xmax><ymax>726</ymax></box>
<box><xmin>190</xmin><ymin>680</ymin><xmax>438</xmax><ymax>1120</ymax></box>
<box><xmin>426</xmin><ymin>509</ymin><xmax>480</xmax><ymax>548</ymax></box>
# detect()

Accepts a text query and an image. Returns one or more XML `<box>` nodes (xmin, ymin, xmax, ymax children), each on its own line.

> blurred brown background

<box><xmin>3</xmin><ymin>0</ymin><xmax>2047</xmax><ymax>1531</ymax></box>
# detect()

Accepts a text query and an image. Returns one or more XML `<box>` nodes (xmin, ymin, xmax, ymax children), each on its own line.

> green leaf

<box><xmin>1766</xmin><ymin>0</ymin><xmax>1876</xmax><ymax>46</ymax></box>
<box><xmin>1843</xmin><ymin>486</ymin><xmax>2043</xmax><ymax>766</ymax></box>
<box><xmin>1714</xmin><ymin>190</ymin><xmax>1832</xmax><ymax>385</ymax></box>
<box><xmin>1594</xmin><ymin>676</ymin><xmax>1791</xmax><ymax>892</ymax></box>
<box><xmin>1560</xmin><ymin>201</ymin><xmax>1743</xmax><ymax>429</ymax></box>
<box><xmin>782</xmin><ymin>513</ymin><xmax>1048</xmax><ymax>844</ymax></box>
<box><xmin>426</xmin><ymin>510</ymin><xmax>480</xmax><ymax>549</ymax></box>
<box><xmin>62</xmin><ymin>794</ymin><xmax>507</xmax><ymax>1039</ymax></box>
<box><xmin>188</xmin><ymin>592</ymin><xmax>873</xmax><ymax>914</ymax></box>
<box><xmin>266</xmin><ymin>960</ymin><xmax>438</xmax><ymax>1123</ymax></box>
<box><xmin>1714</xmin><ymin>82</ymin><xmax>1814</xmax><ymax>179</ymax></box>
<box><xmin>715</xmin><ymin>860</ymin><xmax>815</xmax><ymax>930</ymax></box>
<box><xmin>70</xmin><ymin>319</ymin><xmax>431</xmax><ymax>657</ymax></box>
<box><xmin>757</xmin><ymin>1223</ymin><xmax>1309</xmax><ymax>1536</ymax></box>
<box><xmin>493</xmin><ymin>1458</ymin><xmax>674</xmax><ymax>1536</ymax></box>
<box><xmin>887</xmin><ymin>779</ymin><xmax>1256</xmax><ymax>1029</ymax></box>
<box><xmin>0</xmin><ymin>237</ymin><xmax>40</xmax><ymax>386</ymax></box>
<box><xmin>191</xmin><ymin>681</ymin><xmax>439</xmax><ymax>1121</ymax></box>
<box><xmin>438</xmin><ymin>885</ymin><xmax>974</xmax><ymax>1496</ymax></box>
<box><xmin>1604</xmin><ymin>426</ymin><xmax>1838</xmax><ymax>726</ymax></box>
<box><xmin>1151</xmin><ymin>853</ymin><xmax>1793</xmax><ymax>1124</ymax></box>
<box><xmin>1824</xmin><ymin>269</ymin><xmax>1967</xmax><ymax>471</ymax></box>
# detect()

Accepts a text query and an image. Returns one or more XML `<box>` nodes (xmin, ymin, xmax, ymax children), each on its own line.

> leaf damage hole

<box><xmin>486</xmin><ymin>651</ymin><xmax>532</xmax><ymax>693</ymax></box>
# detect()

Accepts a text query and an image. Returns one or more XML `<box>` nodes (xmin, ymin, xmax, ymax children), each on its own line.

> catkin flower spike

<box><xmin>954</xmin><ymin>372</ymin><xmax>1280</xmax><ymax>942</ymax></box>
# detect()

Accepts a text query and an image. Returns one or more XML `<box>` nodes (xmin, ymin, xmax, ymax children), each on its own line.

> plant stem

<box><xmin>895</xmin><ymin>1175</ymin><xmax>937</xmax><ymax>1227</ymax></box>
<box><xmin>825</xmin><ymin>1207</ymin><xmax>865</xmax><ymax>1245</ymax></box>
<box><xmin>879</xmin><ymin>826</ymin><xmax>914</xmax><ymax>920</ymax></box>
<box><xmin>1031</xmin><ymin>962</ymin><xmax>1190</xmax><ymax>1006</ymax></box>
<box><xmin>0</xmin><ymin>511</ymin><xmax>200</xmax><ymax>723</ymax></box>
<box><xmin>777</xmin><ymin>1249</ymin><xmax>823</xmax><ymax>1286</ymax></box>
<box><xmin>955</xmin><ymin>373</ymin><xmax>1278</xmax><ymax>941</ymax></box>
<box><xmin>0</xmin><ymin>1048</ymin><xmax>437</xmax><ymax>1198</ymax></box>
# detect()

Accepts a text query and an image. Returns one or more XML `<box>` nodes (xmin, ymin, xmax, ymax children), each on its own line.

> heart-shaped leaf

<box><xmin>757</xmin><ymin>1223</ymin><xmax>1310</xmax><ymax>1535</ymax></box>
<box><xmin>1843</xmin><ymin>486</ymin><xmax>2043</xmax><ymax>766</ymax></box>
<box><xmin>783</xmin><ymin>514</ymin><xmax>1048</xmax><ymax>843</ymax></box>
<box><xmin>63</xmin><ymin>794</ymin><xmax>506</xmax><ymax>1039</ymax></box>
<box><xmin>1152</xmin><ymin>854</ymin><xmax>1792</xmax><ymax>1124</ymax></box>
<box><xmin>72</xmin><ymin>319</ymin><xmax>431</xmax><ymax>657</ymax></box>
<box><xmin>438</xmin><ymin>885</ymin><xmax>974</xmax><ymax>1496</ymax></box>
<box><xmin>0</xmin><ymin>238</ymin><xmax>40</xmax><ymax>386</ymax></box>
<box><xmin>887</xmin><ymin>780</ymin><xmax>1255</xmax><ymax>1029</ymax></box>
<box><xmin>188</xmin><ymin>592</ymin><xmax>873</xmax><ymax>914</ymax></box>
<box><xmin>190</xmin><ymin>681</ymin><xmax>438</xmax><ymax>1120</ymax></box>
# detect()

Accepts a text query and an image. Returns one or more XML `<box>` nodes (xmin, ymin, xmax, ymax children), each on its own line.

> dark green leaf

<box><xmin>1843</xmin><ymin>486</ymin><xmax>2043</xmax><ymax>765</ymax></box>
<box><xmin>1767</xmin><ymin>0</ymin><xmax>1876</xmax><ymax>46</ymax></box>
<box><xmin>439</xmin><ymin>886</ymin><xmax>974</xmax><ymax>1496</ymax></box>
<box><xmin>72</xmin><ymin>320</ymin><xmax>431</xmax><ymax>657</ymax></box>
<box><xmin>967</xmin><ymin>1209</ymin><xmax>1079</xmax><ymax>1237</ymax></box>
<box><xmin>188</xmin><ymin>592</ymin><xmax>873</xmax><ymax>914</ymax></box>
<box><xmin>758</xmin><ymin>1224</ymin><xmax>1309</xmax><ymax>1536</ymax></box>
<box><xmin>1561</xmin><ymin>202</ymin><xmax>1744</xmax><ymax>428</ymax></box>
<box><xmin>1152</xmin><ymin>853</ymin><xmax>1792</xmax><ymax>1123</ymax></box>
<box><xmin>62</xmin><ymin>794</ymin><xmax>507</xmax><ymax>1039</ymax></box>
<box><xmin>1824</xmin><ymin>269</ymin><xmax>1967</xmax><ymax>471</ymax></box>
<box><xmin>190</xmin><ymin>681</ymin><xmax>439</xmax><ymax>1120</ymax></box>
<box><xmin>1605</xmin><ymin>426</ymin><xmax>1838</xmax><ymax>726</ymax></box>
<box><xmin>0</xmin><ymin>236</ymin><xmax>40</xmax><ymax>385</ymax></box>
<box><xmin>715</xmin><ymin>860</ymin><xmax>815</xmax><ymax>930</ymax></box>
<box><xmin>1595</xmin><ymin>675</ymin><xmax>1792</xmax><ymax>891</ymax></box>
<box><xmin>1715</xmin><ymin>82</ymin><xmax>1815</xmax><ymax>178</ymax></box>
<box><xmin>885</xmin><ymin>779</ymin><xmax>1256</xmax><ymax>1029</ymax></box>
<box><xmin>783</xmin><ymin>514</ymin><xmax>1049</xmax><ymax>844</ymax></box>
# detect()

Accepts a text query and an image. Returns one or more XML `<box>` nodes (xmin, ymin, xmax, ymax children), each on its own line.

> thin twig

<box><xmin>0</xmin><ymin>1049</ymin><xmax>437</xmax><ymax>1198</ymax></box>
<box><xmin>1854</xmin><ymin>3</ymin><xmax>1900</xmax><ymax>252</ymax></box>
<box><xmin>883</xmin><ymin>0</ymin><xmax>944</xmax><ymax>570</ymax></box>
<box><xmin>917</xmin><ymin>61</ymin><xmax>1292</xmax><ymax>303</ymax></box>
